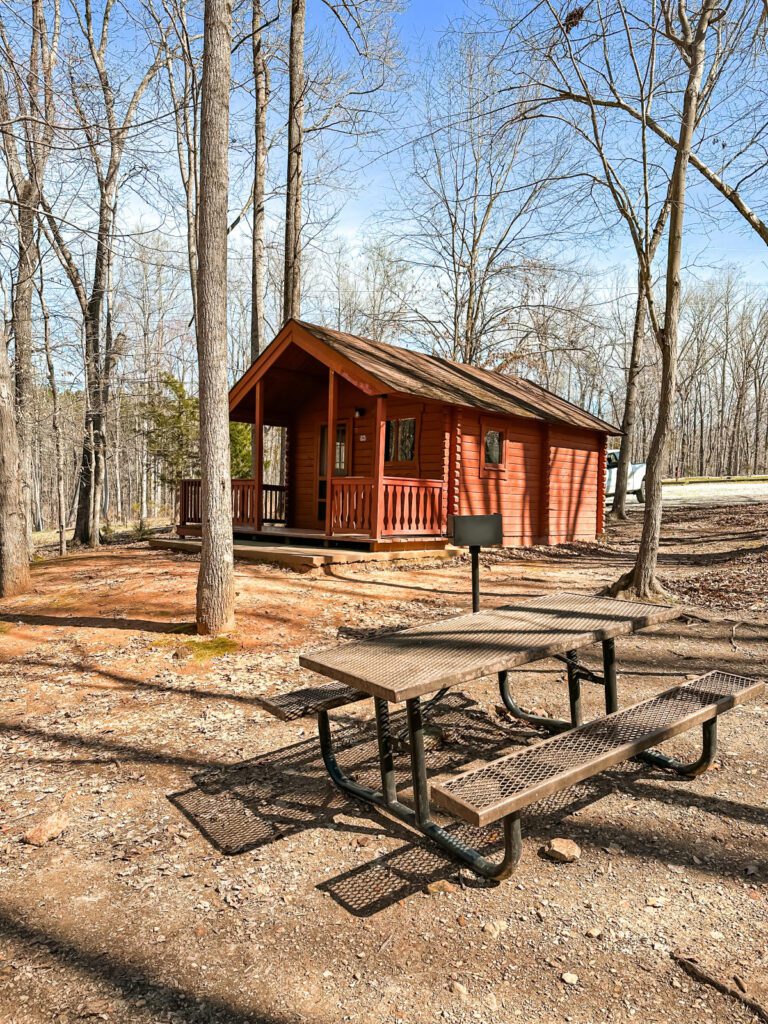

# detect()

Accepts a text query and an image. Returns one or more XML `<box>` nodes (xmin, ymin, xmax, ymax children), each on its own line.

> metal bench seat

<box><xmin>431</xmin><ymin>671</ymin><xmax>763</xmax><ymax>828</ymax></box>
<box><xmin>259</xmin><ymin>681</ymin><xmax>368</xmax><ymax>721</ymax></box>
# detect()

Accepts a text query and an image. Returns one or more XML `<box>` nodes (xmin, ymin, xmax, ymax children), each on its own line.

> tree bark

<box><xmin>283</xmin><ymin>0</ymin><xmax>305</xmax><ymax>322</ymax></box>
<box><xmin>196</xmin><ymin>0</ymin><xmax>235</xmax><ymax>635</ymax></box>
<box><xmin>610</xmin><ymin>278</ymin><xmax>646</xmax><ymax>519</ymax></box>
<box><xmin>250</xmin><ymin>0</ymin><xmax>269</xmax><ymax>360</ymax></box>
<box><xmin>39</xmin><ymin>276</ymin><xmax>67</xmax><ymax>556</ymax></box>
<box><xmin>612</xmin><ymin>0</ymin><xmax>717</xmax><ymax>599</ymax></box>
<box><xmin>11</xmin><ymin>198</ymin><xmax>36</xmax><ymax>557</ymax></box>
<box><xmin>0</xmin><ymin>335</ymin><xmax>31</xmax><ymax>597</ymax></box>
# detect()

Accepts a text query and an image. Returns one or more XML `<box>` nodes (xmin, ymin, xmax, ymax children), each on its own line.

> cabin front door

<box><xmin>316</xmin><ymin>420</ymin><xmax>351</xmax><ymax>528</ymax></box>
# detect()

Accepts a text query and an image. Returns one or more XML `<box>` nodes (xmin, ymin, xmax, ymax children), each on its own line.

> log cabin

<box><xmin>178</xmin><ymin>319</ymin><xmax>619</xmax><ymax>551</ymax></box>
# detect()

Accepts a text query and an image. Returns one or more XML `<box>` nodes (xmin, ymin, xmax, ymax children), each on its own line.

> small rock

<box><xmin>542</xmin><ymin>838</ymin><xmax>581</xmax><ymax>863</ymax></box>
<box><xmin>22</xmin><ymin>810</ymin><xmax>70</xmax><ymax>847</ymax></box>
<box><xmin>482</xmin><ymin>919</ymin><xmax>508</xmax><ymax>939</ymax></box>
<box><xmin>561</xmin><ymin>972</ymin><xmax>579</xmax><ymax>986</ymax></box>
<box><xmin>449</xmin><ymin>981</ymin><xmax>468</xmax><ymax>999</ymax></box>
<box><xmin>426</xmin><ymin>879</ymin><xmax>457</xmax><ymax>895</ymax></box>
<box><xmin>645</xmin><ymin>896</ymin><xmax>666</xmax><ymax>908</ymax></box>
<box><xmin>585</xmin><ymin>927</ymin><xmax>603</xmax><ymax>939</ymax></box>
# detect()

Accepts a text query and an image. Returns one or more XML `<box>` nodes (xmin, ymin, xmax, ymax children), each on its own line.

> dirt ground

<box><xmin>1</xmin><ymin>503</ymin><xmax>766</xmax><ymax>1024</ymax></box>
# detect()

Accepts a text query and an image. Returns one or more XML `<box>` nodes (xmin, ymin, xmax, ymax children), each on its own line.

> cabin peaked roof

<box><xmin>231</xmin><ymin>319</ymin><xmax>620</xmax><ymax>434</ymax></box>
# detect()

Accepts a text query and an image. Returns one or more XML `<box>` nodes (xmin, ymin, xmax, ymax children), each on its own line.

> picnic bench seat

<box><xmin>259</xmin><ymin>681</ymin><xmax>368</xmax><ymax>721</ymax></box>
<box><xmin>431</xmin><ymin>671</ymin><xmax>763</xmax><ymax>829</ymax></box>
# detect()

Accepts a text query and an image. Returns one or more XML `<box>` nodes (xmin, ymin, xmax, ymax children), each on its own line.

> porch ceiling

<box><xmin>230</xmin><ymin>343</ymin><xmax>327</xmax><ymax>424</ymax></box>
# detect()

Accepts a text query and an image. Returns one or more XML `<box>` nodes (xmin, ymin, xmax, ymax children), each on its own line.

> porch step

<box><xmin>151</xmin><ymin>537</ymin><xmax>457</xmax><ymax>571</ymax></box>
<box><xmin>259</xmin><ymin>681</ymin><xmax>368</xmax><ymax>720</ymax></box>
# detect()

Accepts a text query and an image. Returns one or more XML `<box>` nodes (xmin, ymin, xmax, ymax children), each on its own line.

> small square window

<box><xmin>484</xmin><ymin>429</ymin><xmax>503</xmax><ymax>466</ymax></box>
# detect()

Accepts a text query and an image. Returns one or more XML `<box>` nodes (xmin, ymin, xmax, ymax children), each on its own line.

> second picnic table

<box><xmin>292</xmin><ymin>592</ymin><xmax>760</xmax><ymax>880</ymax></box>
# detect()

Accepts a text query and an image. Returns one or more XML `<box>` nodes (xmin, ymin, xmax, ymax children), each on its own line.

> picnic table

<box><xmin>267</xmin><ymin>592</ymin><xmax>763</xmax><ymax>881</ymax></box>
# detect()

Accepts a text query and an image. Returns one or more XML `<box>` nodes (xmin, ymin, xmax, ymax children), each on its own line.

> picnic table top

<box><xmin>299</xmin><ymin>592</ymin><xmax>682</xmax><ymax>703</ymax></box>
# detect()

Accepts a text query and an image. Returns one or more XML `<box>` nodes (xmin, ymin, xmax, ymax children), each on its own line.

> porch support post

<box><xmin>254</xmin><ymin>378</ymin><xmax>264</xmax><ymax>531</ymax></box>
<box><xmin>370</xmin><ymin>395</ymin><xmax>386</xmax><ymax>540</ymax></box>
<box><xmin>325</xmin><ymin>370</ymin><xmax>337</xmax><ymax>536</ymax></box>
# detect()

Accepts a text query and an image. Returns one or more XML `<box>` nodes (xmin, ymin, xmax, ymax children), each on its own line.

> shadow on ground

<box><xmin>170</xmin><ymin>695</ymin><xmax>767</xmax><ymax>918</ymax></box>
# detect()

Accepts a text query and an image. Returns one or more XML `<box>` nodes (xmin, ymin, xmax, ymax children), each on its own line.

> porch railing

<box><xmin>179</xmin><ymin>479</ymin><xmax>202</xmax><ymax>527</ymax></box>
<box><xmin>263</xmin><ymin>483</ymin><xmax>288</xmax><ymax>524</ymax></box>
<box><xmin>382</xmin><ymin>476</ymin><xmax>444</xmax><ymax>536</ymax></box>
<box><xmin>331</xmin><ymin>477</ymin><xmax>374</xmax><ymax>534</ymax></box>
<box><xmin>179</xmin><ymin>478</ymin><xmax>288</xmax><ymax>528</ymax></box>
<box><xmin>181</xmin><ymin>476</ymin><xmax>443</xmax><ymax>537</ymax></box>
<box><xmin>329</xmin><ymin>475</ymin><xmax>444</xmax><ymax>536</ymax></box>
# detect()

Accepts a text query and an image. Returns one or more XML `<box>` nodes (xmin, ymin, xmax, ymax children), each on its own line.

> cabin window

<box><xmin>385</xmin><ymin>417</ymin><xmax>417</xmax><ymax>464</ymax></box>
<box><xmin>484</xmin><ymin>429</ymin><xmax>504</xmax><ymax>467</ymax></box>
<box><xmin>319</xmin><ymin>423</ymin><xmax>349</xmax><ymax>476</ymax></box>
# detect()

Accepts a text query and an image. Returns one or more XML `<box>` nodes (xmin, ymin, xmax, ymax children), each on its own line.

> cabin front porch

<box><xmin>177</xmin><ymin>476</ymin><xmax>450</xmax><ymax>552</ymax></box>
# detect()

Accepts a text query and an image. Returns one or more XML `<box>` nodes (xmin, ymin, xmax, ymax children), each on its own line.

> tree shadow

<box><xmin>169</xmin><ymin>696</ymin><xmax>767</xmax><ymax>918</ymax></box>
<box><xmin>0</xmin><ymin>907</ymin><xmax>298</xmax><ymax>1024</ymax></box>
<box><xmin>0</xmin><ymin>612</ymin><xmax>196</xmax><ymax>634</ymax></box>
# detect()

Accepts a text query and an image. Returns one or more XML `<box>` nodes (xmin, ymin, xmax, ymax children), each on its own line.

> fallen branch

<box><xmin>671</xmin><ymin>952</ymin><xmax>768</xmax><ymax>1023</ymax></box>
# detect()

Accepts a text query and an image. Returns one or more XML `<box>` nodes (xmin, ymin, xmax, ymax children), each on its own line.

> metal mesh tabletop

<box><xmin>299</xmin><ymin>592</ymin><xmax>681</xmax><ymax>702</ymax></box>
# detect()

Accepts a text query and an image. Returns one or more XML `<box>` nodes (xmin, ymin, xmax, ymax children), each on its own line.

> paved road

<box><xmin>662</xmin><ymin>480</ymin><xmax>768</xmax><ymax>507</ymax></box>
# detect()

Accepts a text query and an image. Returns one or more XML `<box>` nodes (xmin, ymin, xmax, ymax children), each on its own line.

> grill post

<box><xmin>471</xmin><ymin>546</ymin><xmax>480</xmax><ymax>613</ymax></box>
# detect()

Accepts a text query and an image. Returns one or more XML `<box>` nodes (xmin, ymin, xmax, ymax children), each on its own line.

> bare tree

<box><xmin>393</xmin><ymin>29</ymin><xmax>568</xmax><ymax>366</ymax></box>
<box><xmin>40</xmin><ymin>4</ymin><xmax>165</xmax><ymax>546</ymax></box>
<box><xmin>249</xmin><ymin>0</ymin><xmax>270</xmax><ymax>359</ymax></box>
<box><xmin>0</xmin><ymin>0</ymin><xmax>60</xmax><ymax>554</ymax></box>
<box><xmin>523</xmin><ymin>0</ymin><xmax>724</xmax><ymax>595</ymax></box>
<box><xmin>283</xmin><ymin>0</ymin><xmax>305</xmax><ymax>322</ymax></box>
<box><xmin>195</xmin><ymin>0</ymin><xmax>235</xmax><ymax>634</ymax></box>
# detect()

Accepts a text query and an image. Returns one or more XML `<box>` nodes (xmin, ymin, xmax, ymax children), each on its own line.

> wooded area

<box><xmin>1</xmin><ymin>0</ymin><xmax>768</xmax><ymax>607</ymax></box>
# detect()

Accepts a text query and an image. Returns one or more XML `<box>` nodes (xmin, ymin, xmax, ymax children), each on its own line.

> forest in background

<box><xmin>2</xmin><ymin>0</ymin><xmax>768</xmax><ymax>547</ymax></box>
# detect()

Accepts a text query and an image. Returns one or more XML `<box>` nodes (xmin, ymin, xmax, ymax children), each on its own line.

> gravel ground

<box><xmin>0</xmin><ymin>506</ymin><xmax>766</xmax><ymax>1024</ymax></box>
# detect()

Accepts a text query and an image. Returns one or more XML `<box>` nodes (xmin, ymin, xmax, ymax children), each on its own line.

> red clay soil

<box><xmin>0</xmin><ymin>505</ymin><xmax>766</xmax><ymax>1024</ymax></box>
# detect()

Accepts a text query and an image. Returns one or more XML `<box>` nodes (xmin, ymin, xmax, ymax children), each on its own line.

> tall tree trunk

<box><xmin>12</xmin><ymin>197</ymin><xmax>36</xmax><ymax>557</ymax></box>
<box><xmin>610</xmin><ymin>279</ymin><xmax>646</xmax><ymax>519</ymax></box>
<box><xmin>196</xmin><ymin>0</ymin><xmax>235</xmax><ymax>635</ymax></box>
<box><xmin>613</xmin><ymin>1</ymin><xmax>716</xmax><ymax>599</ymax></box>
<box><xmin>0</xmin><ymin>335</ymin><xmax>30</xmax><ymax>597</ymax></box>
<box><xmin>39</xmin><ymin>277</ymin><xmax>67</xmax><ymax>556</ymax></box>
<box><xmin>250</xmin><ymin>0</ymin><xmax>269</xmax><ymax>361</ymax></box>
<box><xmin>283</xmin><ymin>0</ymin><xmax>305</xmax><ymax>322</ymax></box>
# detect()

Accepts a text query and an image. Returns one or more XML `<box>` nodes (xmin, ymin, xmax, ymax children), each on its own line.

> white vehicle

<box><xmin>605</xmin><ymin>449</ymin><xmax>646</xmax><ymax>503</ymax></box>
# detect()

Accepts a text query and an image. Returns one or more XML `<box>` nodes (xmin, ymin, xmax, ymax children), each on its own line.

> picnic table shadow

<box><xmin>169</xmin><ymin>694</ymin><xmax>766</xmax><ymax>917</ymax></box>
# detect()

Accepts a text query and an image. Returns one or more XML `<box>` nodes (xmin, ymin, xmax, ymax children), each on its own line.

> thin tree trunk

<box><xmin>613</xmin><ymin>1</ymin><xmax>716</xmax><ymax>598</ymax></box>
<box><xmin>196</xmin><ymin>0</ymin><xmax>235</xmax><ymax>634</ymax></box>
<box><xmin>39</xmin><ymin>275</ymin><xmax>67</xmax><ymax>556</ymax></box>
<box><xmin>610</xmin><ymin>279</ymin><xmax>646</xmax><ymax>519</ymax></box>
<box><xmin>283</xmin><ymin>0</ymin><xmax>305</xmax><ymax>322</ymax></box>
<box><xmin>0</xmin><ymin>334</ymin><xmax>30</xmax><ymax>596</ymax></box>
<box><xmin>250</xmin><ymin>0</ymin><xmax>269</xmax><ymax>360</ymax></box>
<box><xmin>12</xmin><ymin>199</ymin><xmax>36</xmax><ymax>557</ymax></box>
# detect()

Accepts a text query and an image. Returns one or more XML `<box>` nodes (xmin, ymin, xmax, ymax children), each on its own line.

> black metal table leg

<box><xmin>566</xmin><ymin>649</ymin><xmax>582</xmax><ymax>726</ymax></box>
<box><xmin>498</xmin><ymin>670</ymin><xmax>573</xmax><ymax>734</ymax></box>
<box><xmin>317</xmin><ymin>704</ymin><xmax>523</xmax><ymax>880</ymax></box>
<box><xmin>602</xmin><ymin>638</ymin><xmax>618</xmax><ymax>714</ymax></box>
<box><xmin>375</xmin><ymin>697</ymin><xmax>398</xmax><ymax>806</ymax></box>
<box><xmin>636</xmin><ymin>719</ymin><xmax>718</xmax><ymax>777</ymax></box>
<box><xmin>405</xmin><ymin>698</ymin><xmax>432</xmax><ymax>826</ymax></box>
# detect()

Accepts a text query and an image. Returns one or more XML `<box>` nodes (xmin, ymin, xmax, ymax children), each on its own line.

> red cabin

<box><xmin>178</xmin><ymin>319</ymin><xmax>618</xmax><ymax>551</ymax></box>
